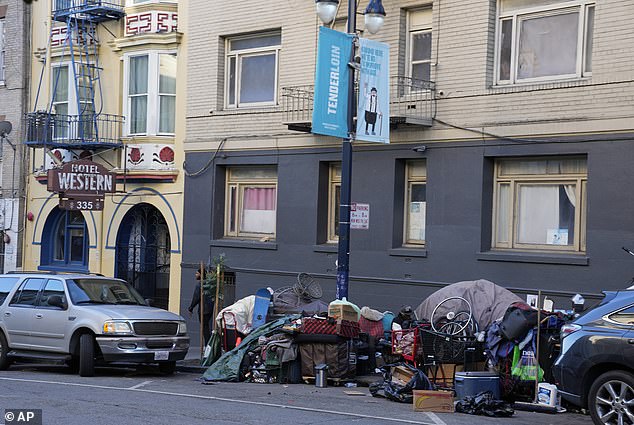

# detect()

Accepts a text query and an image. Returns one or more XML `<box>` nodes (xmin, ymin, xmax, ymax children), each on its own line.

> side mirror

<box><xmin>48</xmin><ymin>295</ymin><xmax>67</xmax><ymax>309</ymax></box>
<box><xmin>145</xmin><ymin>298</ymin><xmax>154</xmax><ymax>307</ymax></box>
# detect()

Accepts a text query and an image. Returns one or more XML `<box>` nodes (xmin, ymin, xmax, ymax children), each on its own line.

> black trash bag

<box><xmin>369</xmin><ymin>363</ymin><xmax>433</xmax><ymax>403</ymax></box>
<box><xmin>456</xmin><ymin>391</ymin><xmax>515</xmax><ymax>417</ymax></box>
<box><xmin>500</xmin><ymin>302</ymin><xmax>538</xmax><ymax>342</ymax></box>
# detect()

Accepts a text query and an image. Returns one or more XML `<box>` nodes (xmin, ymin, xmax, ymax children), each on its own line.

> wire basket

<box><xmin>419</xmin><ymin>328</ymin><xmax>485</xmax><ymax>364</ymax></box>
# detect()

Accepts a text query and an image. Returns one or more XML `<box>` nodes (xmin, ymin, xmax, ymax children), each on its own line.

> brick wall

<box><xmin>186</xmin><ymin>0</ymin><xmax>634</xmax><ymax>148</ymax></box>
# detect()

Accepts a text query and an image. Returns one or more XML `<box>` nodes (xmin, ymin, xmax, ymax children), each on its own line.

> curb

<box><xmin>176</xmin><ymin>362</ymin><xmax>207</xmax><ymax>374</ymax></box>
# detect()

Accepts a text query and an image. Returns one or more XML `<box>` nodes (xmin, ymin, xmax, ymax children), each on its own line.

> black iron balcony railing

<box><xmin>53</xmin><ymin>0</ymin><xmax>125</xmax><ymax>23</ymax></box>
<box><xmin>281</xmin><ymin>85</ymin><xmax>314</xmax><ymax>132</ymax></box>
<box><xmin>25</xmin><ymin>111</ymin><xmax>124</xmax><ymax>149</ymax></box>
<box><xmin>281</xmin><ymin>76</ymin><xmax>436</xmax><ymax>132</ymax></box>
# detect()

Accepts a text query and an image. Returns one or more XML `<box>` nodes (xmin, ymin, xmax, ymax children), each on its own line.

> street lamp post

<box><xmin>315</xmin><ymin>0</ymin><xmax>385</xmax><ymax>300</ymax></box>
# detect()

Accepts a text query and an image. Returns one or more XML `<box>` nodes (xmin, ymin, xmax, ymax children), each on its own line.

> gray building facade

<box><xmin>182</xmin><ymin>0</ymin><xmax>634</xmax><ymax>317</ymax></box>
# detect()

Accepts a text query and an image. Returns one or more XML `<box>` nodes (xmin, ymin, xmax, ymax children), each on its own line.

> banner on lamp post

<box><xmin>312</xmin><ymin>26</ymin><xmax>354</xmax><ymax>139</ymax></box>
<box><xmin>356</xmin><ymin>37</ymin><xmax>390</xmax><ymax>143</ymax></box>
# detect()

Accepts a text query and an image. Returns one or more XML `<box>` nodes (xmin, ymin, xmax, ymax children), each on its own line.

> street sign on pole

<box><xmin>356</xmin><ymin>37</ymin><xmax>390</xmax><ymax>143</ymax></box>
<box><xmin>312</xmin><ymin>27</ymin><xmax>355</xmax><ymax>139</ymax></box>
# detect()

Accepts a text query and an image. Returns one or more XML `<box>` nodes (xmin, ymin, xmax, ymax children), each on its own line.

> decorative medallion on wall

<box><xmin>124</xmin><ymin>144</ymin><xmax>175</xmax><ymax>171</ymax></box>
<box><xmin>45</xmin><ymin>149</ymin><xmax>94</xmax><ymax>170</ymax></box>
<box><xmin>125</xmin><ymin>11</ymin><xmax>178</xmax><ymax>36</ymax></box>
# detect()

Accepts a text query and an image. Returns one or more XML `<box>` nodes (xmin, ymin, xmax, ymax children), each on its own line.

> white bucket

<box><xmin>537</xmin><ymin>383</ymin><xmax>560</xmax><ymax>407</ymax></box>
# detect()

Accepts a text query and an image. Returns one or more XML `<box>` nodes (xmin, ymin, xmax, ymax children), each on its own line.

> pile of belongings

<box><xmin>369</xmin><ymin>363</ymin><xmax>433</xmax><ymax>403</ymax></box>
<box><xmin>456</xmin><ymin>391</ymin><xmax>514</xmax><ymax>417</ymax></box>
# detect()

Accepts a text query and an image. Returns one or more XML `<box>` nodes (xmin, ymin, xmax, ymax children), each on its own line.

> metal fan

<box><xmin>293</xmin><ymin>272</ymin><xmax>323</xmax><ymax>301</ymax></box>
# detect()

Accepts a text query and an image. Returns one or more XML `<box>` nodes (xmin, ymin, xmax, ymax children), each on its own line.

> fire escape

<box><xmin>25</xmin><ymin>0</ymin><xmax>125</xmax><ymax>149</ymax></box>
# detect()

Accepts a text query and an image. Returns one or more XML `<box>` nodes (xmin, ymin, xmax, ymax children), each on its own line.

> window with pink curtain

<box><xmin>241</xmin><ymin>187</ymin><xmax>276</xmax><ymax>234</ymax></box>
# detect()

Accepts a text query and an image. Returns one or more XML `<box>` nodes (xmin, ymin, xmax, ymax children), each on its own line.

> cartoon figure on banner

<box><xmin>362</xmin><ymin>82</ymin><xmax>382</xmax><ymax>136</ymax></box>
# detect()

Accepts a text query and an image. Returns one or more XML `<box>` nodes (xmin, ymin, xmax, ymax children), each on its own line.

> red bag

<box><xmin>301</xmin><ymin>318</ymin><xmax>360</xmax><ymax>338</ymax></box>
<box><xmin>358</xmin><ymin>317</ymin><xmax>384</xmax><ymax>339</ymax></box>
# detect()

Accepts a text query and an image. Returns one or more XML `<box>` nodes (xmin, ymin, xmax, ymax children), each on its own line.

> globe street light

<box><xmin>314</xmin><ymin>0</ymin><xmax>386</xmax><ymax>300</ymax></box>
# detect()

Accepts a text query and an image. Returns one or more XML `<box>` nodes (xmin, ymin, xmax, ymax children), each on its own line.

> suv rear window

<box><xmin>0</xmin><ymin>277</ymin><xmax>19</xmax><ymax>305</ymax></box>
<box><xmin>609</xmin><ymin>305</ymin><xmax>634</xmax><ymax>325</ymax></box>
<box><xmin>10</xmin><ymin>278</ymin><xmax>46</xmax><ymax>306</ymax></box>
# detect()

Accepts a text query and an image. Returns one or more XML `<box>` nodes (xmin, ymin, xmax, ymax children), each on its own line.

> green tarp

<box><xmin>202</xmin><ymin>315</ymin><xmax>300</xmax><ymax>382</ymax></box>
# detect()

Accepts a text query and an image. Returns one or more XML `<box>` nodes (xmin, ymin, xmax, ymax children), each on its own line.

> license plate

<box><xmin>154</xmin><ymin>351</ymin><xmax>169</xmax><ymax>361</ymax></box>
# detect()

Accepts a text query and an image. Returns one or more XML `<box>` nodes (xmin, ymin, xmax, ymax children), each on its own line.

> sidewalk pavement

<box><xmin>176</xmin><ymin>347</ymin><xmax>207</xmax><ymax>374</ymax></box>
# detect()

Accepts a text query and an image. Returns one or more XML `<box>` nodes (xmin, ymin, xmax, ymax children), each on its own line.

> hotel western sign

<box><xmin>47</xmin><ymin>160</ymin><xmax>115</xmax><ymax>211</ymax></box>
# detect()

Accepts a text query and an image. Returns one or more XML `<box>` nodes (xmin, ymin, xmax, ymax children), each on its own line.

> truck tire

<box><xmin>79</xmin><ymin>334</ymin><xmax>95</xmax><ymax>377</ymax></box>
<box><xmin>0</xmin><ymin>331</ymin><xmax>11</xmax><ymax>370</ymax></box>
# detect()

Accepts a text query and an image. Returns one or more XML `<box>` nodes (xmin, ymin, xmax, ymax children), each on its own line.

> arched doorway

<box><xmin>40</xmin><ymin>208</ymin><xmax>89</xmax><ymax>271</ymax></box>
<box><xmin>115</xmin><ymin>204</ymin><xmax>171</xmax><ymax>310</ymax></box>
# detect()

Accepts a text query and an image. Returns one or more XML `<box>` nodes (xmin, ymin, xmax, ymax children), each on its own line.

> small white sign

<box><xmin>526</xmin><ymin>294</ymin><xmax>539</xmax><ymax>309</ymax></box>
<box><xmin>350</xmin><ymin>203</ymin><xmax>369</xmax><ymax>230</ymax></box>
<box><xmin>547</xmin><ymin>229</ymin><xmax>568</xmax><ymax>245</ymax></box>
<box><xmin>154</xmin><ymin>351</ymin><xmax>169</xmax><ymax>361</ymax></box>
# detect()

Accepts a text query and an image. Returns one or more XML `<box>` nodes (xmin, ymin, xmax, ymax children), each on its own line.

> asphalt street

<box><xmin>0</xmin><ymin>364</ymin><xmax>593</xmax><ymax>425</ymax></box>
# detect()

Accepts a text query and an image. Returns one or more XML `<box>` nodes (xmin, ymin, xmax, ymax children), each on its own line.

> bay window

<box><xmin>125</xmin><ymin>51</ymin><xmax>177</xmax><ymax>136</ymax></box>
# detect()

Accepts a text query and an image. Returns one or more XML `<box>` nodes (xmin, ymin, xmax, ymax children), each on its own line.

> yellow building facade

<box><xmin>22</xmin><ymin>0</ymin><xmax>187</xmax><ymax>313</ymax></box>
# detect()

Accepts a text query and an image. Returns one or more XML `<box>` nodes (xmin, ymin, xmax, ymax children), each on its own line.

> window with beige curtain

<box><xmin>405</xmin><ymin>160</ymin><xmax>427</xmax><ymax>245</ymax></box>
<box><xmin>225</xmin><ymin>166</ymin><xmax>277</xmax><ymax>239</ymax></box>
<box><xmin>493</xmin><ymin>157</ymin><xmax>586</xmax><ymax>252</ymax></box>
<box><xmin>328</xmin><ymin>163</ymin><xmax>341</xmax><ymax>243</ymax></box>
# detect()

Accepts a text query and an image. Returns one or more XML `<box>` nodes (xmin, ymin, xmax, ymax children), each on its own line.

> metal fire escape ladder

<box><xmin>25</xmin><ymin>0</ymin><xmax>125</xmax><ymax>149</ymax></box>
<box><xmin>67</xmin><ymin>17</ymin><xmax>103</xmax><ymax>143</ymax></box>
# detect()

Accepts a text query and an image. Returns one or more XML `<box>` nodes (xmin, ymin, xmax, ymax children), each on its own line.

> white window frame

<box><xmin>122</xmin><ymin>50</ymin><xmax>177</xmax><ymax>137</ymax></box>
<box><xmin>51</xmin><ymin>62</ymin><xmax>95</xmax><ymax>140</ymax></box>
<box><xmin>125</xmin><ymin>0</ymin><xmax>177</xmax><ymax>6</ymax></box>
<box><xmin>495</xmin><ymin>0</ymin><xmax>595</xmax><ymax>85</ymax></box>
<box><xmin>404</xmin><ymin>160</ymin><xmax>427</xmax><ymax>246</ymax></box>
<box><xmin>224</xmin><ymin>166</ymin><xmax>278</xmax><ymax>239</ymax></box>
<box><xmin>0</xmin><ymin>18</ymin><xmax>5</xmax><ymax>84</ymax></box>
<box><xmin>224</xmin><ymin>32</ymin><xmax>281</xmax><ymax>109</ymax></box>
<box><xmin>492</xmin><ymin>157</ymin><xmax>587</xmax><ymax>253</ymax></box>
<box><xmin>327</xmin><ymin>163</ymin><xmax>341</xmax><ymax>243</ymax></box>
<box><xmin>406</xmin><ymin>8</ymin><xmax>433</xmax><ymax>85</ymax></box>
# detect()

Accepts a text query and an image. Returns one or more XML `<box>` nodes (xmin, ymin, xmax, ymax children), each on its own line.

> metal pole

<box><xmin>336</xmin><ymin>0</ymin><xmax>357</xmax><ymax>300</ymax></box>
<box><xmin>199</xmin><ymin>261</ymin><xmax>204</xmax><ymax>360</ymax></box>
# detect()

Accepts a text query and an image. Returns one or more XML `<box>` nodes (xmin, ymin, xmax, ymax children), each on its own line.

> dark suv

<box><xmin>552</xmin><ymin>290</ymin><xmax>634</xmax><ymax>425</ymax></box>
<box><xmin>0</xmin><ymin>272</ymin><xmax>189</xmax><ymax>376</ymax></box>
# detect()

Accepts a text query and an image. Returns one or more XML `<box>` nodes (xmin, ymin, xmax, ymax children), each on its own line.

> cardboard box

<box><xmin>413</xmin><ymin>390</ymin><xmax>455</xmax><ymax>413</ymax></box>
<box><xmin>427</xmin><ymin>363</ymin><xmax>462</xmax><ymax>387</ymax></box>
<box><xmin>328</xmin><ymin>304</ymin><xmax>359</xmax><ymax>322</ymax></box>
<box><xmin>391</xmin><ymin>365</ymin><xmax>415</xmax><ymax>386</ymax></box>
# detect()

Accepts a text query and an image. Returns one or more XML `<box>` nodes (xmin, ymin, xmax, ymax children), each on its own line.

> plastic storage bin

<box><xmin>454</xmin><ymin>371</ymin><xmax>500</xmax><ymax>400</ymax></box>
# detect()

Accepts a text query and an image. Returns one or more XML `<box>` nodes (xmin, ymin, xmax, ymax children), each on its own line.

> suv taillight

<box><xmin>561</xmin><ymin>323</ymin><xmax>582</xmax><ymax>338</ymax></box>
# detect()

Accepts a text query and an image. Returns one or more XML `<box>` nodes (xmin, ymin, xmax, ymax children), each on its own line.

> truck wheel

<box><xmin>0</xmin><ymin>331</ymin><xmax>11</xmax><ymax>370</ymax></box>
<box><xmin>158</xmin><ymin>361</ymin><xmax>176</xmax><ymax>375</ymax></box>
<box><xmin>588</xmin><ymin>370</ymin><xmax>634</xmax><ymax>425</ymax></box>
<box><xmin>79</xmin><ymin>334</ymin><xmax>95</xmax><ymax>377</ymax></box>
